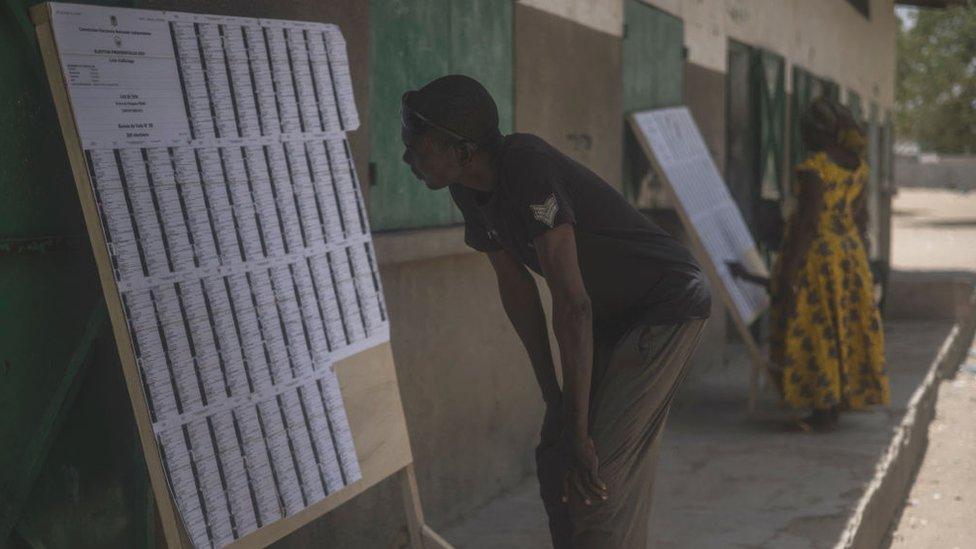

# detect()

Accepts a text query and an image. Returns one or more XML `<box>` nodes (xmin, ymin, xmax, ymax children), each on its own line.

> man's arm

<box><xmin>533</xmin><ymin>224</ymin><xmax>607</xmax><ymax>504</ymax></box>
<box><xmin>487</xmin><ymin>249</ymin><xmax>562</xmax><ymax>408</ymax></box>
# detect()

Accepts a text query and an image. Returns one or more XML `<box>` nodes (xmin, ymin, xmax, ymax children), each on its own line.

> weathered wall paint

<box><xmin>515</xmin><ymin>4</ymin><xmax>624</xmax><ymax>187</ymax></box>
<box><xmin>368</xmin><ymin>0</ymin><xmax>513</xmax><ymax>230</ymax></box>
<box><xmin>640</xmin><ymin>0</ymin><xmax>897</xmax><ymax>108</ymax></box>
<box><xmin>518</xmin><ymin>0</ymin><xmax>623</xmax><ymax>36</ymax></box>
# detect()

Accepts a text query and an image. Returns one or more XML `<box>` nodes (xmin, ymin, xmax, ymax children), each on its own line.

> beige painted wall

<box><xmin>515</xmin><ymin>4</ymin><xmax>624</xmax><ymax>188</ymax></box>
<box><xmin>518</xmin><ymin>0</ymin><xmax>624</xmax><ymax>36</ymax></box>
<box><xmin>642</xmin><ymin>0</ymin><xmax>897</xmax><ymax>108</ymax></box>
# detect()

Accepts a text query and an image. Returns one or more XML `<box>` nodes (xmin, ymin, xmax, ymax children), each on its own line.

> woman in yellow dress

<box><xmin>768</xmin><ymin>96</ymin><xmax>889</xmax><ymax>430</ymax></box>
<box><xmin>731</xmin><ymin>96</ymin><xmax>889</xmax><ymax>430</ymax></box>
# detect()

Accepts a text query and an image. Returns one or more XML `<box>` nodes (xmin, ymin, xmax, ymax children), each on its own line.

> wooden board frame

<box><xmin>627</xmin><ymin>110</ymin><xmax>775</xmax><ymax>412</ymax></box>
<box><xmin>31</xmin><ymin>3</ymin><xmax>452</xmax><ymax>547</ymax></box>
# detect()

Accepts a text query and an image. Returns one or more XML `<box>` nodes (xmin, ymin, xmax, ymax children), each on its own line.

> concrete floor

<box><xmin>442</xmin><ymin>319</ymin><xmax>954</xmax><ymax>549</ymax></box>
<box><xmin>442</xmin><ymin>189</ymin><xmax>976</xmax><ymax>549</ymax></box>
<box><xmin>885</xmin><ymin>188</ymin><xmax>976</xmax><ymax>549</ymax></box>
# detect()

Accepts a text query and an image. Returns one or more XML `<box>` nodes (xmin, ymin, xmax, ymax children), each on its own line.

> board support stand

<box><xmin>400</xmin><ymin>464</ymin><xmax>452</xmax><ymax>549</ymax></box>
<box><xmin>627</xmin><ymin>112</ymin><xmax>778</xmax><ymax>416</ymax></box>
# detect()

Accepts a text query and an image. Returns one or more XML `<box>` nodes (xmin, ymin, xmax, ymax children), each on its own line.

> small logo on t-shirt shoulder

<box><xmin>530</xmin><ymin>194</ymin><xmax>559</xmax><ymax>228</ymax></box>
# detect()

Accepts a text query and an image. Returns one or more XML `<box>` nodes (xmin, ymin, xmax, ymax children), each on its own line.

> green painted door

<box><xmin>621</xmin><ymin>0</ymin><xmax>683</xmax><ymax>203</ymax></box>
<box><xmin>791</xmin><ymin>66</ymin><xmax>840</xmax><ymax>174</ymax></box>
<box><xmin>847</xmin><ymin>89</ymin><xmax>863</xmax><ymax>123</ymax></box>
<box><xmin>725</xmin><ymin>43</ymin><xmax>785</xmax><ymax>250</ymax></box>
<box><xmin>755</xmin><ymin>48</ymin><xmax>786</xmax><ymax>255</ymax></box>
<box><xmin>1</xmin><ymin>1</ymin><xmax>154</xmax><ymax>547</ymax></box>
<box><xmin>726</xmin><ymin>41</ymin><xmax>759</xmax><ymax>235</ymax></box>
<box><xmin>867</xmin><ymin>102</ymin><xmax>881</xmax><ymax>261</ymax></box>
<box><xmin>757</xmin><ymin>50</ymin><xmax>786</xmax><ymax>204</ymax></box>
<box><xmin>368</xmin><ymin>0</ymin><xmax>512</xmax><ymax>231</ymax></box>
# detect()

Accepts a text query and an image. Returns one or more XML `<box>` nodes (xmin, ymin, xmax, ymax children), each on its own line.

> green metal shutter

<box><xmin>791</xmin><ymin>66</ymin><xmax>839</xmax><ymax>176</ymax></box>
<box><xmin>847</xmin><ymin>89</ymin><xmax>863</xmax><ymax>124</ymax></box>
<box><xmin>1</xmin><ymin>1</ymin><xmax>154</xmax><ymax>547</ymax></box>
<box><xmin>726</xmin><ymin>43</ymin><xmax>785</xmax><ymax>253</ymax></box>
<box><xmin>368</xmin><ymin>0</ymin><xmax>512</xmax><ymax>231</ymax></box>
<box><xmin>754</xmin><ymin>48</ymin><xmax>786</xmax><ymax>259</ymax></box>
<box><xmin>726</xmin><ymin>40</ymin><xmax>759</xmax><ymax>233</ymax></box>
<box><xmin>867</xmin><ymin>102</ymin><xmax>881</xmax><ymax>261</ymax></box>
<box><xmin>621</xmin><ymin>0</ymin><xmax>683</xmax><ymax>203</ymax></box>
<box><xmin>790</xmin><ymin>66</ymin><xmax>811</xmax><ymax>175</ymax></box>
<box><xmin>757</xmin><ymin>49</ymin><xmax>786</xmax><ymax>204</ymax></box>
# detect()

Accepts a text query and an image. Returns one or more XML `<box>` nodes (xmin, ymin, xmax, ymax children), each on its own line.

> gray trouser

<box><xmin>536</xmin><ymin>319</ymin><xmax>707</xmax><ymax>548</ymax></box>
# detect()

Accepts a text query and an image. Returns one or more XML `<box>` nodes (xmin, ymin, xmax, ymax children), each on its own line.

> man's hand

<box><xmin>562</xmin><ymin>434</ymin><xmax>608</xmax><ymax>505</ymax></box>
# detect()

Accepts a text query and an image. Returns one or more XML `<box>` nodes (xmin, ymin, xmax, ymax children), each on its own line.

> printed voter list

<box><xmin>50</xmin><ymin>3</ymin><xmax>385</xmax><ymax>547</ymax></box>
<box><xmin>632</xmin><ymin>107</ymin><xmax>769</xmax><ymax>324</ymax></box>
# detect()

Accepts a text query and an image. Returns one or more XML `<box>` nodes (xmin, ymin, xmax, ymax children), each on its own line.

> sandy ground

<box><xmin>887</xmin><ymin>188</ymin><xmax>976</xmax><ymax>549</ymax></box>
<box><xmin>890</xmin><ymin>188</ymin><xmax>976</xmax><ymax>272</ymax></box>
<box><xmin>888</xmin><ymin>346</ymin><xmax>976</xmax><ymax>549</ymax></box>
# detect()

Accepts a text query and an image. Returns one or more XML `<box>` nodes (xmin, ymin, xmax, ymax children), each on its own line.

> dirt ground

<box><xmin>888</xmin><ymin>188</ymin><xmax>976</xmax><ymax>549</ymax></box>
<box><xmin>890</xmin><ymin>188</ymin><xmax>976</xmax><ymax>272</ymax></box>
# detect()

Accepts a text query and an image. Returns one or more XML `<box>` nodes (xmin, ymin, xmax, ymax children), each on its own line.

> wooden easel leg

<box><xmin>399</xmin><ymin>464</ymin><xmax>455</xmax><ymax>549</ymax></box>
<box><xmin>743</xmin><ymin>336</ymin><xmax>775</xmax><ymax>417</ymax></box>
<box><xmin>748</xmin><ymin>359</ymin><xmax>760</xmax><ymax>414</ymax></box>
<box><xmin>400</xmin><ymin>464</ymin><xmax>426</xmax><ymax>549</ymax></box>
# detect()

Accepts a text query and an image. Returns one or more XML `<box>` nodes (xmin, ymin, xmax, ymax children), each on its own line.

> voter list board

<box><xmin>46</xmin><ymin>4</ymin><xmax>387</xmax><ymax>547</ymax></box>
<box><xmin>631</xmin><ymin>108</ymin><xmax>769</xmax><ymax>325</ymax></box>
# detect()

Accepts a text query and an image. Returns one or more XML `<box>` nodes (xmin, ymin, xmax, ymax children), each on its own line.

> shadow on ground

<box><xmin>442</xmin><ymin>319</ymin><xmax>957</xmax><ymax>549</ymax></box>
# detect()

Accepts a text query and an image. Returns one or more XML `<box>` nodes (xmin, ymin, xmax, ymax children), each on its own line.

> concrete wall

<box><xmin>515</xmin><ymin>3</ymin><xmax>624</xmax><ymax>188</ymax></box>
<box><xmin>518</xmin><ymin>0</ymin><xmax>623</xmax><ymax>37</ymax></box>
<box><xmin>518</xmin><ymin>0</ymin><xmax>897</xmax><ymax>109</ymax></box>
<box><xmin>642</xmin><ymin>0</ymin><xmax>897</xmax><ymax>109</ymax></box>
<box><xmin>896</xmin><ymin>154</ymin><xmax>976</xmax><ymax>191</ymax></box>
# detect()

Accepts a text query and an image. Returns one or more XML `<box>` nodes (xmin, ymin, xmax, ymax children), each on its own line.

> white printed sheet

<box><xmin>49</xmin><ymin>4</ymin><xmax>386</xmax><ymax>547</ymax></box>
<box><xmin>631</xmin><ymin>107</ymin><xmax>769</xmax><ymax>324</ymax></box>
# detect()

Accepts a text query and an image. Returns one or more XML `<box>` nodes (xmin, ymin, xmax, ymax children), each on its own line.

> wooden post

<box><xmin>399</xmin><ymin>464</ymin><xmax>453</xmax><ymax>549</ymax></box>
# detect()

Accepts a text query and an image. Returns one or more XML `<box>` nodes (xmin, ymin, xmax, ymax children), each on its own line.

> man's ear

<box><xmin>456</xmin><ymin>142</ymin><xmax>474</xmax><ymax>166</ymax></box>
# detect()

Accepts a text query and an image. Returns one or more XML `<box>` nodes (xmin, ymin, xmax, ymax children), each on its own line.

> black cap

<box><xmin>402</xmin><ymin>75</ymin><xmax>501</xmax><ymax>147</ymax></box>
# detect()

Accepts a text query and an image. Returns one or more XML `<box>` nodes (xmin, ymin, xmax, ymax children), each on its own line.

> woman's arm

<box><xmin>778</xmin><ymin>169</ymin><xmax>824</xmax><ymax>298</ymax></box>
<box><xmin>852</xmin><ymin>183</ymin><xmax>870</xmax><ymax>250</ymax></box>
<box><xmin>727</xmin><ymin>261</ymin><xmax>771</xmax><ymax>289</ymax></box>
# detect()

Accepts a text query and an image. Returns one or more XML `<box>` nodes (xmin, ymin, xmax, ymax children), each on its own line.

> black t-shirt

<box><xmin>450</xmin><ymin>133</ymin><xmax>711</xmax><ymax>328</ymax></box>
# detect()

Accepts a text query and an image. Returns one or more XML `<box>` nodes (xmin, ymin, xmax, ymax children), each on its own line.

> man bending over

<box><xmin>400</xmin><ymin>75</ymin><xmax>711</xmax><ymax>548</ymax></box>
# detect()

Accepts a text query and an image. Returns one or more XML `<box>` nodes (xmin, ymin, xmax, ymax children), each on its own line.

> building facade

<box><xmin>0</xmin><ymin>1</ymin><xmax>899</xmax><ymax>546</ymax></box>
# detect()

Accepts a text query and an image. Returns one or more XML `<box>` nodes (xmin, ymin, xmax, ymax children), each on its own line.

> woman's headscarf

<box><xmin>801</xmin><ymin>96</ymin><xmax>866</xmax><ymax>158</ymax></box>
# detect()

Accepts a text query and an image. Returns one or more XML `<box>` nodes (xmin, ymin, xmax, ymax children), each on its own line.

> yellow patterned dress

<box><xmin>770</xmin><ymin>152</ymin><xmax>889</xmax><ymax>410</ymax></box>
